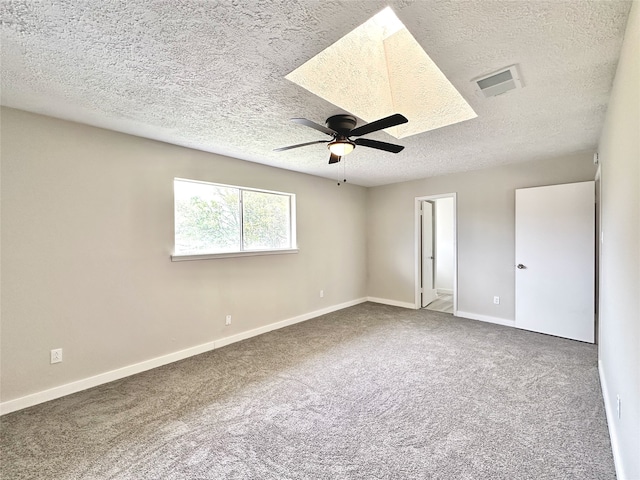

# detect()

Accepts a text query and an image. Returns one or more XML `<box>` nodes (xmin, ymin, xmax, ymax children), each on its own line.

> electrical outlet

<box><xmin>617</xmin><ymin>395</ymin><xmax>621</xmax><ymax>419</ymax></box>
<box><xmin>493</xmin><ymin>296</ymin><xmax>500</xmax><ymax>305</ymax></box>
<box><xmin>320</xmin><ymin>290</ymin><xmax>324</xmax><ymax>298</ymax></box>
<box><xmin>225</xmin><ymin>315</ymin><xmax>232</xmax><ymax>326</ymax></box>
<box><xmin>50</xmin><ymin>348</ymin><xmax>62</xmax><ymax>364</ymax></box>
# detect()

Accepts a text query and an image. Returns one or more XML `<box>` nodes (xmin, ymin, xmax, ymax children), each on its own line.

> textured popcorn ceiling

<box><xmin>0</xmin><ymin>1</ymin><xmax>632</xmax><ymax>187</ymax></box>
<box><xmin>286</xmin><ymin>7</ymin><xmax>477</xmax><ymax>139</ymax></box>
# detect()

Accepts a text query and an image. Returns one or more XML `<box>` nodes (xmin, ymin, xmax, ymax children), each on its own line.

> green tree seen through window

<box><xmin>174</xmin><ymin>180</ymin><xmax>293</xmax><ymax>255</ymax></box>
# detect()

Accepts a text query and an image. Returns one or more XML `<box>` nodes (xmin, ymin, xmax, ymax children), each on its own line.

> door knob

<box><xmin>517</xmin><ymin>264</ymin><xmax>526</xmax><ymax>269</ymax></box>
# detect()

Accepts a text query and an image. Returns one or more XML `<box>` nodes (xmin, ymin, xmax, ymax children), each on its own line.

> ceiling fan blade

<box><xmin>348</xmin><ymin>113</ymin><xmax>408</xmax><ymax>137</ymax></box>
<box><xmin>328</xmin><ymin>153</ymin><xmax>342</xmax><ymax>164</ymax></box>
<box><xmin>354</xmin><ymin>138</ymin><xmax>405</xmax><ymax>153</ymax></box>
<box><xmin>291</xmin><ymin>118</ymin><xmax>337</xmax><ymax>136</ymax></box>
<box><xmin>274</xmin><ymin>140</ymin><xmax>329</xmax><ymax>152</ymax></box>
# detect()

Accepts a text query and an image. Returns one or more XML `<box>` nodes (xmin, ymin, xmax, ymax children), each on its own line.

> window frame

<box><xmin>171</xmin><ymin>178</ymin><xmax>298</xmax><ymax>261</ymax></box>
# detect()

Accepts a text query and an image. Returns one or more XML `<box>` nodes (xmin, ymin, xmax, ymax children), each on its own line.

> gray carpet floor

<box><xmin>0</xmin><ymin>303</ymin><xmax>614</xmax><ymax>479</ymax></box>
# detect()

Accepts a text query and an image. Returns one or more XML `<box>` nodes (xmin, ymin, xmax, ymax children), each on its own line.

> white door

<box><xmin>515</xmin><ymin>181</ymin><xmax>595</xmax><ymax>342</ymax></box>
<box><xmin>422</xmin><ymin>201</ymin><xmax>438</xmax><ymax>307</ymax></box>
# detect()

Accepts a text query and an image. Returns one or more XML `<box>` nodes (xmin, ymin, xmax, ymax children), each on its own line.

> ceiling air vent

<box><xmin>473</xmin><ymin>65</ymin><xmax>522</xmax><ymax>98</ymax></box>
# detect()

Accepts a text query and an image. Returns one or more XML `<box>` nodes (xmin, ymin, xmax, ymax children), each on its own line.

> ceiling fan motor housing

<box><xmin>326</xmin><ymin>115</ymin><xmax>357</xmax><ymax>135</ymax></box>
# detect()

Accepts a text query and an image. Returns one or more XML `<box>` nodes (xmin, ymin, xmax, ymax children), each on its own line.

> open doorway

<box><xmin>415</xmin><ymin>194</ymin><xmax>457</xmax><ymax>314</ymax></box>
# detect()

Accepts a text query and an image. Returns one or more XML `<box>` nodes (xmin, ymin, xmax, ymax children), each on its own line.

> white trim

<box><xmin>214</xmin><ymin>297</ymin><xmax>367</xmax><ymax>348</ymax></box>
<box><xmin>436</xmin><ymin>288</ymin><xmax>454</xmax><ymax>295</ymax></box>
<box><xmin>599</xmin><ymin>360</ymin><xmax>626</xmax><ymax>480</ymax></box>
<box><xmin>174</xmin><ymin>177</ymin><xmax>294</xmax><ymax>197</ymax></box>
<box><xmin>0</xmin><ymin>297</ymin><xmax>367</xmax><ymax>416</ymax></box>
<box><xmin>171</xmin><ymin>249</ymin><xmax>299</xmax><ymax>262</ymax></box>
<box><xmin>367</xmin><ymin>297</ymin><xmax>418</xmax><ymax>310</ymax></box>
<box><xmin>414</xmin><ymin>193</ymin><xmax>458</xmax><ymax>313</ymax></box>
<box><xmin>455</xmin><ymin>311</ymin><xmax>515</xmax><ymax>328</ymax></box>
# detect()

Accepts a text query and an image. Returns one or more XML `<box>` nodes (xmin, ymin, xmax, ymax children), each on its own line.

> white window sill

<box><xmin>171</xmin><ymin>249</ymin><xmax>299</xmax><ymax>262</ymax></box>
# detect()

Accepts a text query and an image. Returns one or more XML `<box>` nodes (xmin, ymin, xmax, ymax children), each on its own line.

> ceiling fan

<box><xmin>274</xmin><ymin>113</ymin><xmax>408</xmax><ymax>164</ymax></box>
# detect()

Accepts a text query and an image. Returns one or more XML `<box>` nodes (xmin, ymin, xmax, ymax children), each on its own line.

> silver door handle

<box><xmin>517</xmin><ymin>264</ymin><xmax>526</xmax><ymax>269</ymax></box>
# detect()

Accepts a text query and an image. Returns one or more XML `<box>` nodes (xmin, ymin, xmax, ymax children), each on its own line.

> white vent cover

<box><xmin>473</xmin><ymin>65</ymin><xmax>523</xmax><ymax>98</ymax></box>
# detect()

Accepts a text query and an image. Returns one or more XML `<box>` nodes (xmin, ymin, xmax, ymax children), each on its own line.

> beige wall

<box><xmin>0</xmin><ymin>107</ymin><xmax>367</xmax><ymax>403</ymax></box>
<box><xmin>367</xmin><ymin>153</ymin><xmax>597</xmax><ymax>318</ymax></box>
<box><xmin>597</xmin><ymin>1</ymin><xmax>639</xmax><ymax>477</ymax></box>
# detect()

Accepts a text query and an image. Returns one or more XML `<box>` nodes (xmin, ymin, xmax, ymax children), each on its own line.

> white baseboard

<box><xmin>598</xmin><ymin>360</ymin><xmax>625</xmax><ymax>480</ymax></box>
<box><xmin>0</xmin><ymin>297</ymin><xmax>367</xmax><ymax>416</ymax></box>
<box><xmin>436</xmin><ymin>288</ymin><xmax>454</xmax><ymax>295</ymax></box>
<box><xmin>455</xmin><ymin>311</ymin><xmax>515</xmax><ymax>328</ymax></box>
<box><xmin>0</xmin><ymin>341</ymin><xmax>217</xmax><ymax>416</ymax></box>
<box><xmin>214</xmin><ymin>298</ymin><xmax>367</xmax><ymax>348</ymax></box>
<box><xmin>367</xmin><ymin>297</ymin><xmax>418</xmax><ymax>310</ymax></box>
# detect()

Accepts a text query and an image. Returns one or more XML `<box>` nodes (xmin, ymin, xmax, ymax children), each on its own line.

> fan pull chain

<box><xmin>343</xmin><ymin>155</ymin><xmax>347</xmax><ymax>184</ymax></box>
<box><xmin>337</xmin><ymin>156</ymin><xmax>347</xmax><ymax>186</ymax></box>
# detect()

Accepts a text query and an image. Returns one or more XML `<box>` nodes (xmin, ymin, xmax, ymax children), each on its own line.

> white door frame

<box><xmin>421</xmin><ymin>200</ymin><xmax>438</xmax><ymax>307</ymax></box>
<box><xmin>414</xmin><ymin>193</ymin><xmax>457</xmax><ymax>312</ymax></box>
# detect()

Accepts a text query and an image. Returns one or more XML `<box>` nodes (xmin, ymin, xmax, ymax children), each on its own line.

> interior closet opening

<box><xmin>415</xmin><ymin>194</ymin><xmax>457</xmax><ymax>314</ymax></box>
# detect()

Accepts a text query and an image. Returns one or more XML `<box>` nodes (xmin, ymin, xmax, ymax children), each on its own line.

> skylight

<box><xmin>286</xmin><ymin>7</ymin><xmax>477</xmax><ymax>139</ymax></box>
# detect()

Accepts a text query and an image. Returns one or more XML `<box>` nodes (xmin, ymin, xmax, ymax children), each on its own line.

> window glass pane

<box><xmin>242</xmin><ymin>190</ymin><xmax>291</xmax><ymax>250</ymax></box>
<box><xmin>174</xmin><ymin>181</ymin><xmax>240</xmax><ymax>254</ymax></box>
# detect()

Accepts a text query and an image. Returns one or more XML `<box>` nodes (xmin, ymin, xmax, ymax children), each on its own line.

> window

<box><xmin>173</xmin><ymin>178</ymin><xmax>296</xmax><ymax>259</ymax></box>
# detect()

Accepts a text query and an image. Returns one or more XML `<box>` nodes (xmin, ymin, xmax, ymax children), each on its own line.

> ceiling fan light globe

<box><xmin>328</xmin><ymin>141</ymin><xmax>355</xmax><ymax>156</ymax></box>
